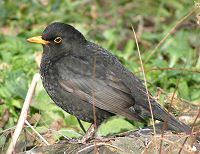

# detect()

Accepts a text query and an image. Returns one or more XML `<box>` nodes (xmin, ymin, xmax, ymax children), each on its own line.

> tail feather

<box><xmin>165</xmin><ymin>114</ymin><xmax>191</xmax><ymax>132</ymax></box>
<box><xmin>134</xmin><ymin>100</ymin><xmax>191</xmax><ymax>133</ymax></box>
<box><xmin>151</xmin><ymin>102</ymin><xmax>191</xmax><ymax>133</ymax></box>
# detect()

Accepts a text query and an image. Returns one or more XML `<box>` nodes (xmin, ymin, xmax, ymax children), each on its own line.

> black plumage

<box><xmin>28</xmin><ymin>22</ymin><xmax>191</xmax><ymax>133</ymax></box>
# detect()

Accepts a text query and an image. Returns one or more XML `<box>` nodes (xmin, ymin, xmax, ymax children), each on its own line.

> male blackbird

<box><xmin>27</xmin><ymin>22</ymin><xmax>191</xmax><ymax>133</ymax></box>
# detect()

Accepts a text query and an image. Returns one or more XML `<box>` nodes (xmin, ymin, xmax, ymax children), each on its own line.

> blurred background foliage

<box><xmin>0</xmin><ymin>0</ymin><xmax>200</xmax><ymax>150</ymax></box>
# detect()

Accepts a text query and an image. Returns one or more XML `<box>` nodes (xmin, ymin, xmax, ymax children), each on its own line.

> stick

<box><xmin>144</xmin><ymin>7</ymin><xmax>196</xmax><ymax>64</ymax></box>
<box><xmin>131</xmin><ymin>26</ymin><xmax>157</xmax><ymax>153</ymax></box>
<box><xmin>6</xmin><ymin>73</ymin><xmax>40</xmax><ymax>154</ymax></box>
<box><xmin>25</xmin><ymin>120</ymin><xmax>49</xmax><ymax>145</ymax></box>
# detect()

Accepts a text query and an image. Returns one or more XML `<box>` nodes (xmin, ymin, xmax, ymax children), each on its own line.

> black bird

<box><xmin>27</xmin><ymin>22</ymin><xmax>191</xmax><ymax>134</ymax></box>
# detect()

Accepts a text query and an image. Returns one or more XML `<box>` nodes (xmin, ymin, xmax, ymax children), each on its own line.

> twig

<box><xmin>144</xmin><ymin>7</ymin><xmax>197</xmax><ymax>64</ymax></box>
<box><xmin>178</xmin><ymin>108</ymin><xmax>200</xmax><ymax>154</ymax></box>
<box><xmin>92</xmin><ymin>56</ymin><xmax>98</xmax><ymax>153</ymax></box>
<box><xmin>92</xmin><ymin>56</ymin><xmax>97</xmax><ymax>131</ymax></box>
<box><xmin>131</xmin><ymin>26</ymin><xmax>157</xmax><ymax>152</ymax></box>
<box><xmin>25</xmin><ymin>120</ymin><xmax>49</xmax><ymax>145</ymax></box>
<box><xmin>160</xmin><ymin>137</ymin><xmax>192</xmax><ymax>153</ymax></box>
<box><xmin>135</xmin><ymin>67</ymin><xmax>200</xmax><ymax>74</ymax></box>
<box><xmin>159</xmin><ymin>77</ymin><xmax>181</xmax><ymax>154</ymax></box>
<box><xmin>6</xmin><ymin>73</ymin><xmax>40</xmax><ymax>154</ymax></box>
<box><xmin>159</xmin><ymin>62</ymin><xmax>187</xmax><ymax>154</ymax></box>
<box><xmin>142</xmin><ymin>134</ymin><xmax>194</xmax><ymax>153</ymax></box>
<box><xmin>77</xmin><ymin>142</ymin><xmax>123</xmax><ymax>154</ymax></box>
<box><xmin>141</xmin><ymin>139</ymin><xmax>153</xmax><ymax>154</ymax></box>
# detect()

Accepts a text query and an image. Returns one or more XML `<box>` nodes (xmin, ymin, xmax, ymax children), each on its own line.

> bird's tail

<box><xmin>151</xmin><ymin>102</ymin><xmax>191</xmax><ymax>133</ymax></box>
<box><xmin>134</xmin><ymin>101</ymin><xmax>191</xmax><ymax>133</ymax></box>
<box><xmin>164</xmin><ymin>114</ymin><xmax>191</xmax><ymax>133</ymax></box>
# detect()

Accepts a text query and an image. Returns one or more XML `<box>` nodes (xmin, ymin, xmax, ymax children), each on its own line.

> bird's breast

<box><xmin>40</xmin><ymin>54</ymin><xmax>62</xmax><ymax>102</ymax></box>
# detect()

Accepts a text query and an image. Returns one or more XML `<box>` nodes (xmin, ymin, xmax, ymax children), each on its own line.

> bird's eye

<box><xmin>54</xmin><ymin>37</ymin><xmax>62</xmax><ymax>44</ymax></box>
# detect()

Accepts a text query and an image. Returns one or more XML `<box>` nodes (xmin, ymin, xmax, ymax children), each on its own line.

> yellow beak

<box><xmin>27</xmin><ymin>36</ymin><xmax>49</xmax><ymax>45</ymax></box>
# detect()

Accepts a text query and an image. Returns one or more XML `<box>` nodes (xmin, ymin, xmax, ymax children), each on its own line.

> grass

<box><xmin>0</xmin><ymin>0</ymin><xmax>199</xmax><ymax>152</ymax></box>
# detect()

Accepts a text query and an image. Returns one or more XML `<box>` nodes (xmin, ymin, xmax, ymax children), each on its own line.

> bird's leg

<box><xmin>79</xmin><ymin>124</ymin><xmax>95</xmax><ymax>144</ymax></box>
<box><xmin>154</xmin><ymin>87</ymin><xmax>164</xmax><ymax>101</ymax></box>
<box><xmin>76</xmin><ymin>118</ymin><xmax>86</xmax><ymax>133</ymax></box>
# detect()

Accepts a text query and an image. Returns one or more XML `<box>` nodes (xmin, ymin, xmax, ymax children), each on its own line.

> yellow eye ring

<box><xmin>54</xmin><ymin>37</ymin><xmax>62</xmax><ymax>44</ymax></box>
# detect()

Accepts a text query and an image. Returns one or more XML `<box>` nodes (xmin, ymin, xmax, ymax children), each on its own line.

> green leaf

<box><xmin>53</xmin><ymin>129</ymin><xmax>82</xmax><ymax>139</ymax></box>
<box><xmin>98</xmin><ymin>116</ymin><xmax>136</xmax><ymax>136</ymax></box>
<box><xmin>178</xmin><ymin>81</ymin><xmax>189</xmax><ymax>100</ymax></box>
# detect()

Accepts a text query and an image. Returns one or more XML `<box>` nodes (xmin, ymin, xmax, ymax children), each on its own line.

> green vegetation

<box><xmin>0</xmin><ymin>0</ymin><xmax>199</xmax><ymax>150</ymax></box>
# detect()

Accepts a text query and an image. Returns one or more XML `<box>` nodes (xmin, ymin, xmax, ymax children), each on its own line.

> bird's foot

<box><xmin>78</xmin><ymin>124</ymin><xmax>95</xmax><ymax>144</ymax></box>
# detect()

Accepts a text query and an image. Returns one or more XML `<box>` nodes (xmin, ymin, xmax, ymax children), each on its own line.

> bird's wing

<box><xmin>87</xmin><ymin>42</ymin><xmax>191</xmax><ymax>132</ymax></box>
<box><xmin>57</xmin><ymin>70</ymin><xmax>143</xmax><ymax>121</ymax></box>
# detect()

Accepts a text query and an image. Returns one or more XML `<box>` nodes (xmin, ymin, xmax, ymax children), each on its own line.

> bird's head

<box><xmin>27</xmin><ymin>22</ymin><xmax>86</xmax><ymax>56</ymax></box>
